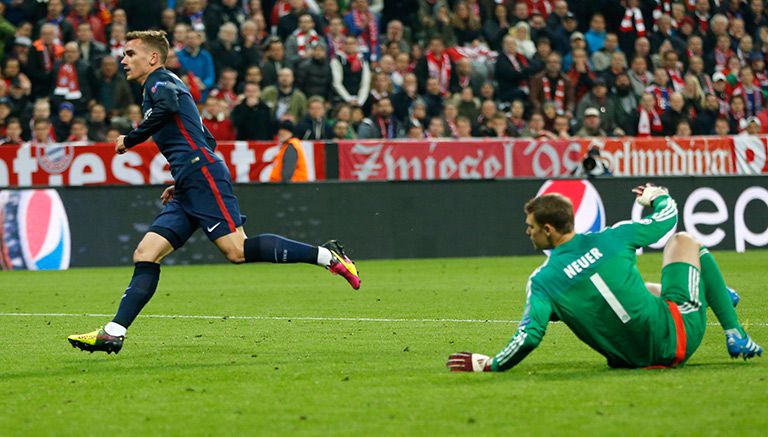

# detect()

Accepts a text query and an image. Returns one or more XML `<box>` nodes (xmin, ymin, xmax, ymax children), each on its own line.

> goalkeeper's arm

<box><xmin>608</xmin><ymin>183</ymin><xmax>678</xmax><ymax>249</ymax></box>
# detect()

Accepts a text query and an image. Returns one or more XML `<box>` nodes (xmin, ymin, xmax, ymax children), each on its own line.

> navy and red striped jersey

<box><xmin>124</xmin><ymin>67</ymin><xmax>222</xmax><ymax>182</ymax></box>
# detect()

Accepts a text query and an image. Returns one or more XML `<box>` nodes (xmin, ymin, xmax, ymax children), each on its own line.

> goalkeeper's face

<box><xmin>525</xmin><ymin>214</ymin><xmax>555</xmax><ymax>250</ymax></box>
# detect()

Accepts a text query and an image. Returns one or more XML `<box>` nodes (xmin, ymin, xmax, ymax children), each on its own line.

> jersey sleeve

<box><xmin>490</xmin><ymin>279</ymin><xmax>553</xmax><ymax>372</ymax></box>
<box><xmin>124</xmin><ymin>80</ymin><xmax>181</xmax><ymax>148</ymax></box>
<box><xmin>608</xmin><ymin>195</ymin><xmax>678</xmax><ymax>249</ymax></box>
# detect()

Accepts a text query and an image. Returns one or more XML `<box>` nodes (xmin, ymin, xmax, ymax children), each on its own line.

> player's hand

<box><xmin>115</xmin><ymin>135</ymin><xmax>127</xmax><ymax>154</ymax></box>
<box><xmin>160</xmin><ymin>185</ymin><xmax>175</xmax><ymax>205</ymax></box>
<box><xmin>447</xmin><ymin>352</ymin><xmax>492</xmax><ymax>372</ymax></box>
<box><xmin>633</xmin><ymin>183</ymin><xmax>669</xmax><ymax>207</ymax></box>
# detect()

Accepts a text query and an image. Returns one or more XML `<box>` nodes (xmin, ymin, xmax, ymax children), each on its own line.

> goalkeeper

<box><xmin>448</xmin><ymin>184</ymin><xmax>762</xmax><ymax>372</ymax></box>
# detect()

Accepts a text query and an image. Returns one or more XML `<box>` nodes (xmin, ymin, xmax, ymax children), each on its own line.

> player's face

<box><xmin>122</xmin><ymin>39</ymin><xmax>158</xmax><ymax>84</ymax></box>
<box><xmin>526</xmin><ymin>214</ymin><xmax>554</xmax><ymax>250</ymax></box>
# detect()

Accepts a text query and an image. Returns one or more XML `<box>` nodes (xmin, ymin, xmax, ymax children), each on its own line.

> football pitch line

<box><xmin>1</xmin><ymin>312</ymin><xmax>767</xmax><ymax>327</ymax></box>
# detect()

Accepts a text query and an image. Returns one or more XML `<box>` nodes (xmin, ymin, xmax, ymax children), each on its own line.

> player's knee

<box><xmin>224</xmin><ymin>248</ymin><xmax>245</xmax><ymax>264</ymax></box>
<box><xmin>133</xmin><ymin>246</ymin><xmax>160</xmax><ymax>263</ymax></box>
<box><xmin>670</xmin><ymin>232</ymin><xmax>700</xmax><ymax>247</ymax></box>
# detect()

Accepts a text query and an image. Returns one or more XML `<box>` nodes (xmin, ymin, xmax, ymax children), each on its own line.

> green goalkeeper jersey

<box><xmin>491</xmin><ymin>195</ymin><xmax>680</xmax><ymax>371</ymax></box>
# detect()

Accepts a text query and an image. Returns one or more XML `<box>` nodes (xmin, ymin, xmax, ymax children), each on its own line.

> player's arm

<box><xmin>447</xmin><ymin>281</ymin><xmax>553</xmax><ymax>372</ymax></box>
<box><xmin>609</xmin><ymin>184</ymin><xmax>678</xmax><ymax>248</ymax></box>
<box><xmin>123</xmin><ymin>81</ymin><xmax>181</xmax><ymax>148</ymax></box>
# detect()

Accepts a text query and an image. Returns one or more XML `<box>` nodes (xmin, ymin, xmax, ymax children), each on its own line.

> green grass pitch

<box><xmin>1</xmin><ymin>252</ymin><xmax>767</xmax><ymax>435</ymax></box>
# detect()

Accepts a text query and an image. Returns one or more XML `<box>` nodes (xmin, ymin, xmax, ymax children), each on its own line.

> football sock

<box><xmin>112</xmin><ymin>262</ymin><xmax>161</xmax><ymax>328</ymax></box>
<box><xmin>699</xmin><ymin>248</ymin><xmax>741</xmax><ymax>332</ymax></box>
<box><xmin>104</xmin><ymin>322</ymin><xmax>127</xmax><ymax>337</ymax></box>
<box><xmin>317</xmin><ymin>247</ymin><xmax>332</xmax><ymax>267</ymax></box>
<box><xmin>244</xmin><ymin>233</ymin><xmax>319</xmax><ymax>264</ymax></box>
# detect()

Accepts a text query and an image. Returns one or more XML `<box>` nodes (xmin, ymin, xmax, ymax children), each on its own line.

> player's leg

<box><xmin>196</xmin><ymin>161</ymin><xmax>360</xmax><ymax>289</ymax></box>
<box><xmin>645</xmin><ymin>281</ymin><xmax>739</xmax><ymax>306</ymax></box>
<box><xmin>698</xmin><ymin>246</ymin><xmax>762</xmax><ymax>359</ymax></box>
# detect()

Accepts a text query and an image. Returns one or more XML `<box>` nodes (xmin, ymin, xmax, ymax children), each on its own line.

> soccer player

<box><xmin>448</xmin><ymin>185</ymin><xmax>762</xmax><ymax>372</ymax></box>
<box><xmin>68</xmin><ymin>31</ymin><xmax>360</xmax><ymax>354</ymax></box>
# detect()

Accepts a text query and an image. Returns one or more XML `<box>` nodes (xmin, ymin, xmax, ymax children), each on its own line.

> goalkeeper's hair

<box><xmin>524</xmin><ymin>194</ymin><xmax>574</xmax><ymax>234</ymax></box>
<box><xmin>126</xmin><ymin>30</ymin><xmax>170</xmax><ymax>64</ymax></box>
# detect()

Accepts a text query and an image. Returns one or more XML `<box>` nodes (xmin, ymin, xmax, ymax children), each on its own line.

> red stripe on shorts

<box><xmin>666</xmin><ymin>300</ymin><xmax>687</xmax><ymax>367</ymax></box>
<box><xmin>175</xmin><ymin>114</ymin><xmax>214</xmax><ymax>163</ymax></box>
<box><xmin>200</xmin><ymin>166</ymin><xmax>236</xmax><ymax>233</ymax></box>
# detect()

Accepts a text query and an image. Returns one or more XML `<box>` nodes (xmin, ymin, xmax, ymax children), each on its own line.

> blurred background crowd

<box><xmin>1</xmin><ymin>0</ymin><xmax>768</xmax><ymax>147</ymax></box>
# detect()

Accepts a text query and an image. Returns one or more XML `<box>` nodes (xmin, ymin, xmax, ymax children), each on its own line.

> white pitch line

<box><xmin>0</xmin><ymin>312</ymin><xmax>767</xmax><ymax>327</ymax></box>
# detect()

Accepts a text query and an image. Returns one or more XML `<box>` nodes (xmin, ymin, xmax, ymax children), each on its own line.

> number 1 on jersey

<box><xmin>590</xmin><ymin>273</ymin><xmax>632</xmax><ymax>324</ymax></box>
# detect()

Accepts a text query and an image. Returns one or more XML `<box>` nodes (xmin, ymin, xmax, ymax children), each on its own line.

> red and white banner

<box><xmin>0</xmin><ymin>141</ymin><xmax>325</xmax><ymax>187</ymax></box>
<box><xmin>338</xmin><ymin>136</ymin><xmax>768</xmax><ymax>181</ymax></box>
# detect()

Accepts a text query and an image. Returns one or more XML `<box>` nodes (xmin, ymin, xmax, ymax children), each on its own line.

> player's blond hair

<box><xmin>524</xmin><ymin>193</ymin><xmax>574</xmax><ymax>234</ymax></box>
<box><xmin>126</xmin><ymin>30</ymin><xmax>170</xmax><ymax>64</ymax></box>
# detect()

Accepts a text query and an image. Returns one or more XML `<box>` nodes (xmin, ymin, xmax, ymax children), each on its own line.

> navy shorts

<box><xmin>149</xmin><ymin>161</ymin><xmax>245</xmax><ymax>249</ymax></box>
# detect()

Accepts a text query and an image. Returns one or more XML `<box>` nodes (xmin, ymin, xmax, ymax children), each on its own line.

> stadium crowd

<box><xmin>1</xmin><ymin>0</ymin><xmax>768</xmax><ymax>146</ymax></box>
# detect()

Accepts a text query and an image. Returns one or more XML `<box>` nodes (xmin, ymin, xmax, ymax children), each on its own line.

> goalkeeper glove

<box><xmin>447</xmin><ymin>352</ymin><xmax>492</xmax><ymax>372</ymax></box>
<box><xmin>633</xmin><ymin>183</ymin><xmax>669</xmax><ymax>208</ymax></box>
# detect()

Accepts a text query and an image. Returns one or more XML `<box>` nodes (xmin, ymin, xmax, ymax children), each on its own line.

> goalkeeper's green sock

<box><xmin>699</xmin><ymin>247</ymin><xmax>742</xmax><ymax>333</ymax></box>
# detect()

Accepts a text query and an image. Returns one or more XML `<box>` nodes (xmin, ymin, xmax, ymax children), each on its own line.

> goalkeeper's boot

<box><xmin>727</xmin><ymin>287</ymin><xmax>740</xmax><ymax>307</ymax></box>
<box><xmin>68</xmin><ymin>327</ymin><xmax>124</xmax><ymax>354</ymax></box>
<box><xmin>725</xmin><ymin>328</ymin><xmax>762</xmax><ymax>360</ymax></box>
<box><xmin>323</xmin><ymin>240</ymin><xmax>360</xmax><ymax>290</ymax></box>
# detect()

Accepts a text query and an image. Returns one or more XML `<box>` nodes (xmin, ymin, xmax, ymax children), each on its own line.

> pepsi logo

<box><xmin>0</xmin><ymin>189</ymin><xmax>70</xmax><ymax>270</ymax></box>
<box><xmin>536</xmin><ymin>180</ymin><xmax>606</xmax><ymax>234</ymax></box>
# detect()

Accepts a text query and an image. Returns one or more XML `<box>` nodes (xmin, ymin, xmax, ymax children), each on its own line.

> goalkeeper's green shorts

<box><xmin>660</xmin><ymin>262</ymin><xmax>708</xmax><ymax>366</ymax></box>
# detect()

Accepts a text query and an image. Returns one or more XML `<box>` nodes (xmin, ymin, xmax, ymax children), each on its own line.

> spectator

<box><xmin>28</xmin><ymin>23</ymin><xmax>64</xmax><ymax>99</ymax></box>
<box><xmin>262</xmin><ymin>67</ymin><xmax>307</xmax><ymax>122</ymax></box>
<box><xmin>709</xmin><ymin>33</ymin><xmax>734</xmax><ymax>73</ymax></box>
<box><xmin>260</xmin><ymin>37</ymin><xmax>286</xmax><ymax>89</ymax></box>
<box><xmin>452</xmin><ymin>57</ymin><xmax>484</xmax><ymax>97</ymax></box>
<box><xmin>269</xmin><ymin>119</ymin><xmax>309</xmax><ymax>183</ymax></box>
<box><xmin>451</xmin><ymin>1</ymin><xmax>482</xmax><ymax>45</ymax></box>
<box><xmin>238</xmin><ymin>65</ymin><xmax>263</xmax><ymax>93</ymax></box>
<box><xmin>381</xmin><ymin>19</ymin><xmax>410</xmax><ymax>55</ymax></box>
<box><xmin>68</xmin><ymin>117</ymin><xmax>89</xmax><ymax>142</ymax></box>
<box><xmin>166</xmin><ymin>48</ymin><xmax>203</xmax><ymax>103</ymax></box>
<box><xmin>455</xmin><ymin>116</ymin><xmax>473</xmax><ymax>138</ymax></box>
<box><xmin>584</xmin><ymin>13</ymin><xmax>606</xmax><ymax>54</ymax></box>
<box><xmin>483</xmin><ymin>2</ymin><xmax>512</xmax><ymax>52</ymax></box>
<box><xmin>209</xmin><ymin>22</ymin><xmax>243</xmax><ymax>79</ymax></box>
<box><xmin>496</xmin><ymin>35</ymin><xmax>533</xmax><ymax>104</ymax></box>
<box><xmin>332</xmin><ymin>119</ymin><xmax>354</xmax><ymax>140</ymax></box>
<box><xmin>629</xmin><ymin>92</ymin><xmax>664</xmax><ymax>137</ymax></box>
<box><xmin>420</xmin><ymin>2</ymin><xmax>456</xmax><ymax>47</ymax></box>
<box><xmin>575</xmin><ymin>107</ymin><xmax>607</xmax><ymax>137</ymax></box>
<box><xmin>612</xmin><ymin>73</ymin><xmax>635</xmax><ymax>133</ymax></box>
<box><xmin>179</xmin><ymin>0</ymin><xmax>217</xmax><ymax>40</ymax></box>
<box><xmin>23</xmin><ymin>98</ymin><xmax>52</xmax><ymax>140</ymax></box>
<box><xmin>95</xmin><ymin>56</ymin><xmax>133</xmax><ymax>117</ymax></box>
<box><xmin>231</xmin><ymin>82</ymin><xmax>274</xmax><ymax>140</ymax></box>
<box><xmin>565</xmin><ymin>47</ymin><xmax>596</xmax><ymax>103</ymax></box>
<box><xmin>714</xmin><ymin>116</ymin><xmax>731</xmax><ymax>136</ymax></box>
<box><xmin>406</xmin><ymin>123</ymin><xmax>424</xmax><ymax>139</ymax></box>
<box><xmin>325</xmin><ymin>17</ymin><xmax>346</xmax><ymax>59</ymax></box>
<box><xmin>508</xmin><ymin>100</ymin><xmax>527</xmax><ymax>133</ymax></box>
<box><xmin>330</xmin><ymin>35</ymin><xmax>371</xmax><ymax>107</ymax></box>
<box><xmin>553</xmin><ymin>113</ymin><xmax>571</xmax><ymax>138</ymax></box>
<box><xmin>278</xmin><ymin>0</ymin><xmax>322</xmax><ymax>42</ymax></box>
<box><xmin>171</xmin><ymin>23</ymin><xmax>190</xmax><ymax>51</ymax></box>
<box><xmin>472</xmin><ymin>99</ymin><xmax>498</xmax><ymax>136</ymax></box>
<box><xmin>674</xmin><ymin>119</ymin><xmax>693</xmax><ymax>136</ymax></box>
<box><xmin>694</xmin><ymin>94</ymin><xmax>722</xmax><ymax>135</ymax></box>
<box><xmin>67</xmin><ymin>0</ymin><xmax>107</xmax><ymax>44</ymax></box>
<box><xmin>406</xmin><ymin>98</ymin><xmax>428</xmax><ymax>130</ymax></box>
<box><xmin>295</xmin><ymin>44</ymin><xmax>332</xmax><ymax>100</ymax></box>
<box><xmin>742</xmin><ymin>116</ymin><xmax>762</xmax><ymax>135</ymax></box>
<box><xmin>28</xmin><ymin>117</ymin><xmax>55</xmax><ymax>146</ymax></box>
<box><xmin>239</xmin><ymin>20</ymin><xmax>264</xmax><ymax>71</ymax></box>
<box><xmin>661</xmin><ymin>49</ymin><xmax>685</xmax><ymax>92</ymax></box>
<box><xmin>680</xmin><ymin>75</ymin><xmax>706</xmax><ymax>115</ymax></box>
<box><xmin>51</xmin><ymin>41</ymin><xmax>96</xmax><ymax>114</ymax></box>
<box><xmin>208</xmin><ymin>68</ymin><xmax>239</xmax><ymax>110</ymax></box>
<box><xmin>688</xmin><ymin>55</ymin><xmax>712</xmax><ymax>95</ymax></box>
<box><xmin>107</xmin><ymin>23</ymin><xmax>127</xmax><ymax>61</ymax></box>
<box><xmin>75</xmin><ymin>22</ymin><xmax>107</xmax><ymax>71</ymax></box>
<box><xmin>661</xmin><ymin>93</ymin><xmax>690</xmax><ymax>136</ymax></box>
<box><xmin>415</xmin><ymin>37</ymin><xmax>456</xmax><ymax>96</ymax></box>
<box><xmin>285</xmin><ymin>13</ymin><xmax>327</xmax><ymax>67</ymax></box>
<box><xmin>628</xmin><ymin>55</ymin><xmax>653</xmax><ymax>98</ymax></box>
<box><xmin>87</xmin><ymin>103</ymin><xmax>108</xmax><ymax>141</ymax></box>
<box><xmin>0</xmin><ymin>117</ymin><xmax>24</xmax><ymax>145</ymax></box>
<box><xmin>160</xmin><ymin>8</ymin><xmax>177</xmax><ymax>36</ymax></box>
<box><xmin>732</xmin><ymin>66</ymin><xmax>766</xmax><ymax>117</ymax></box>
<box><xmin>34</xmin><ymin>0</ymin><xmax>74</xmax><ymax>46</ymax></box>
<box><xmin>530</xmin><ymin>52</ymin><xmax>575</xmax><ymax>116</ymax></box>
<box><xmin>201</xmin><ymin>97</ymin><xmax>235</xmax><ymax>141</ymax></box>
<box><xmin>576</xmin><ymin>77</ymin><xmax>621</xmax><ymax>135</ymax></box>
<box><xmin>649</xmin><ymin>14</ymin><xmax>685</xmax><ymax>55</ymax></box>
<box><xmin>105</xmin><ymin>126</ymin><xmax>121</xmax><ymax>143</ymax></box>
<box><xmin>562</xmin><ymin>31</ymin><xmax>587</xmax><ymax>71</ymax></box>
<box><xmin>3</xmin><ymin>58</ymin><xmax>32</xmax><ymax>99</ymax></box>
<box><xmin>426</xmin><ymin>116</ymin><xmax>447</xmax><ymax>138</ymax></box>
<box><xmin>0</xmin><ymin>98</ymin><xmax>12</xmax><ymax>130</ymax></box>
<box><xmin>364</xmin><ymin>71</ymin><xmax>392</xmax><ymax>115</ymax></box>
<box><xmin>6</xmin><ymin>79</ymin><xmax>30</xmax><ymax>119</ymax></box>
<box><xmin>207</xmin><ymin>0</ymin><xmax>248</xmax><ymax>35</ymax></box>
<box><xmin>645</xmin><ymin>67</ymin><xmax>674</xmax><ymax>112</ymax></box>
<box><xmin>344</xmin><ymin>0</ymin><xmax>381</xmax><ymax>62</ymax></box>
<box><xmin>728</xmin><ymin>94</ymin><xmax>747</xmax><ymax>133</ymax></box>
<box><xmin>0</xmin><ymin>4</ymin><xmax>16</xmax><ymax>65</ymax></box>
<box><xmin>296</xmin><ymin>96</ymin><xmax>333</xmax><ymax>140</ymax></box>
<box><xmin>591</xmin><ymin>33</ymin><xmax>620</xmax><ymax>72</ymax></box>
<box><xmin>422</xmin><ymin>77</ymin><xmax>445</xmax><ymax>118</ymax></box>
<box><xmin>391</xmin><ymin>72</ymin><xmax>418</xmax><ymax>122</ymax></box>
<box><xmin>177</xmin><ymin>30</ymin><xmax>216</xmax><ymax>100</ymax></box>
<box><xmin>521</xmin><ymin>111</ymin><xmax>556</xmax><ymax>139</ymax></box>
<box><xmin>357</xmin><ymin>97</ymin><xmax>403</xmax><ymax>139</ymax></box>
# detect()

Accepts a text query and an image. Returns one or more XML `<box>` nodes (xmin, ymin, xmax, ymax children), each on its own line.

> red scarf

<box><xmin>668</xmin><ymin>69</ymin><xmax>685</xmax><ymax>92</ymax></box>
<box><xmin>713</xmin><ymin>48</ymin><xmax>732</xmax><ymax>71</ymax></box>
<box><xmin>295</xmin><ymin>30</ymin><xmax>319</xmax><ymax>58</ymax></box>
<box><xmin>638</xmin><ymin>107</ymin><xmax>663</xmax><ymax>136</ymax></box>
<box><xmin>352</xmin><ymin>9</ymin><xmax>379</xmax><ymax>62</ymax></box>
<box><xmin>110</xmin><ymin>39</ymin><xmax>125</xmax><ymax>58</ymax></box>
<box><xmin>652</xmin><ymin>0</ymin><xmax>671</xmax><ymax>31</ymax></box>
<box><xmin>54</xmin><ymin>64</ymin><xmax>82</xmax><ymax>99</ymax></box>
<box><xmin>542</xmin><ymin>76</ymin><xmax>565</xmax><ymax>113</ymax></box>
<box><xmin>426</xmin><ymin>50</ymin><xmax>451</xmax><ymax>96</ymax></box>
<box><xmin>647</xmin><ymin>84</ymin><xmax>671</xmax><ymax>112</ymax></box>
<box><xmin>344</xmin><ymin>52</ymin><xmax>363</xmax><ymax>73</ymax></box>
<box><xmin>620</xmin><ymin>7</ymin><xmax>646</xmax><ymax>37</ymax></box>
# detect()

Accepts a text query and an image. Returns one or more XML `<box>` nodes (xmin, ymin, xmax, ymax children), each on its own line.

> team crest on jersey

<box><xmin>0</xmin><ymin>189</ymin><xmax>71</xmax><ymax>270</ymax></box>
<box><xmin>537</xmin><ymin>180</ymin><xmax>605</xmax><ymax>234</ymax></box>
<box><xmin>151</xmin><ymin>81</ymin><xmax>167</xmax><ymax>94</ymax></box>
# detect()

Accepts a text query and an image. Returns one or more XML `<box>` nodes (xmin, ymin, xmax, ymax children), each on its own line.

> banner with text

<box><xmin>0</xmin><ymin>141</ymin><xmax>325</xmax><ymax>187</ymax></box>
<box><xmin>337</xmin><ymin>136</ymin><xmax>768</xmax><ymax>181</ymax></box>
